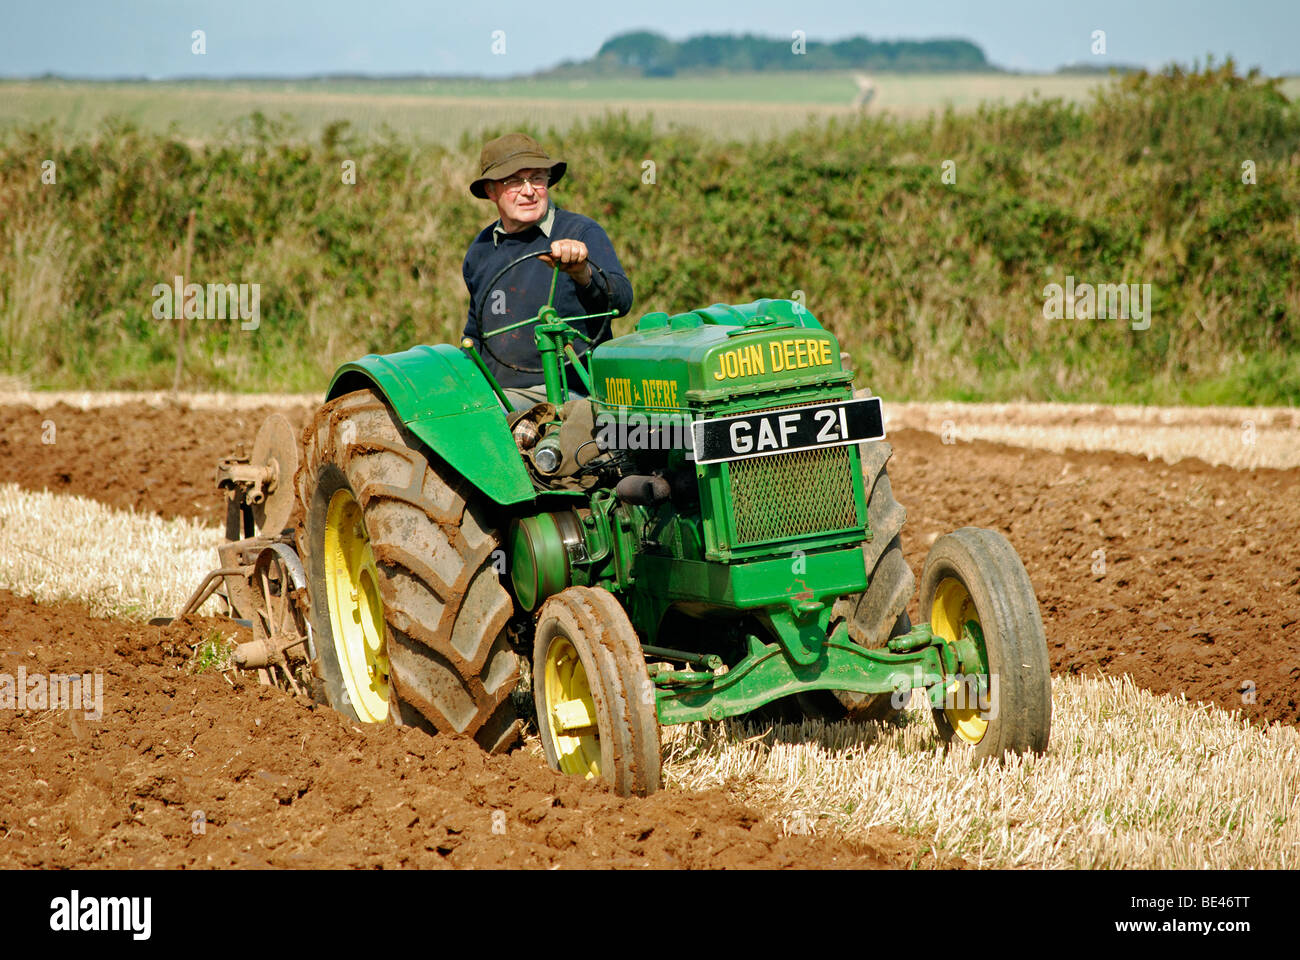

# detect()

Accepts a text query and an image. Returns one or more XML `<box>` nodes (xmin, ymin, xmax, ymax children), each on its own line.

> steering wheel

<box><xmin>470</xmin><ymin>249</ymin><xmax>617</xmax><ymax>375</ymax></box>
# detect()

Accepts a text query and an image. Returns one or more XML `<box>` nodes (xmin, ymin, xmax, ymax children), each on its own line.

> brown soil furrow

<box><xmin>0</xmin><ymin>402</ymin><xmax>313</xmax><ymax>525</ymax></box>
<box><xmin>0</xmin><ymin>590</ymin><xmax>936</xmax><ymax>869</ymax></box>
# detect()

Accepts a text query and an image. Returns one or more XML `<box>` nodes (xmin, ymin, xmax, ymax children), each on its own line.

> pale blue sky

<box><xmin>3</xmin><ymin>0</ymin><xmax>1296</xmax><ymax>78</ymax></box>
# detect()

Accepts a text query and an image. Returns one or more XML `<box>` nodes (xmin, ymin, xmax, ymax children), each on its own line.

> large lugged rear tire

<box><xmin>828</xmin><ymin>439</ymin><xmax>916</xmax><ymax>721</ymax></box>
<box><xmin>919</xmin><ymin>527</ymin><xmax>1051</xmax><ymax>759</ymax></box>
<box><xmin>296</xmin><ymin>388</ymin><xmax>521</xmax><ymax>753</ymax></box>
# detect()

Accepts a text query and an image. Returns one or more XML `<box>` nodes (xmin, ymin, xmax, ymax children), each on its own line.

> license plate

<box><xmin>691</xmin><ymin>397</ymin><xmax>885</xmax><ymax>465</ymax></box>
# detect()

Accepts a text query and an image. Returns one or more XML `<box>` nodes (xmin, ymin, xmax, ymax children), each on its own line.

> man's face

<box><xmin>485</xmin><ymin>167</ymin><xmax>549</xmax><ymax>230</ymax></box>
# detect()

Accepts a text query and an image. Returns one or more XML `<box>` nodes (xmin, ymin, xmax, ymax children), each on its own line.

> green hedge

<box><xmin>1</xmin><ymin>62</ymin><xmax>1296</xmax><ymax>403</ymax></box>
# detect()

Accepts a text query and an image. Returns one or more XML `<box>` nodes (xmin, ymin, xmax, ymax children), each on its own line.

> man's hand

<box><xmin>538</xmin><ymin>239</ymin><xmax>592</xmax><ymax>286</ymax></box>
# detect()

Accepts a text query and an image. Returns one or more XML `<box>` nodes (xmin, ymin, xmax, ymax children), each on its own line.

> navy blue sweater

<box><xmin>461</xmin><ymin>205</ymin><xmax>634</xmax><ymax>389</ymax></box>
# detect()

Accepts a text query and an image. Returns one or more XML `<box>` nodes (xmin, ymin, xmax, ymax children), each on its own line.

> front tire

<box><xmin>533</xmin><ymin>586</ymin><xmax>661</xmax><ymax>796</ymax></box>
<box><xmin>919</xmin><ymin>527</ymin><xmax>1051</xmax><ymax>759</ymax></box>
<box><xmin>297</xmin><ymin>388</ymin><xmax>522</xmax><ymax>753</ymax></box>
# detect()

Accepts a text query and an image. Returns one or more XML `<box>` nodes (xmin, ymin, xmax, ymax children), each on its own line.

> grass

<box><xmin>189</xmin><ymin>631</ymin><xmax>236</xmax><ymax>674</ymax></box>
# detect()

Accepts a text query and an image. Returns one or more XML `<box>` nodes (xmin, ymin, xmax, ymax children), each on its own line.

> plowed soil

<box><xmin>890</xmin><ymin>431</ymin><xmax>1299</xmax><ymax>727</ymax></box>
<box><xmin>1</xmin><ymin>398</ymin><xmax>1297</xmax><ymax>868</ymax></box>
<box><xmin>0</xmin><ymin>591</ymin><xmax>935</xmax><ymax>868</ymax></box>
<box><xmin>0</xmin><ymin>401</ymin><xmax>314</xmax><ymax>525</ymax></box>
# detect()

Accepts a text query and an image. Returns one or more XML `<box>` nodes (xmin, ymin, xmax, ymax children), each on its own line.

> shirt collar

<box><xmin>492</xmin><ymin>201</ymin><xmax>555</xmax><ymax>246</ymax></box>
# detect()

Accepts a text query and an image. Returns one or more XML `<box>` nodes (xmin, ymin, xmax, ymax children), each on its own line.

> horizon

<box><xmin>2</xmin><ymin>63</ymin><xmax>1161</xmax><ymax>84</ymax></box>
<box><xmin>2</xmin><ymin>1</ymin><xmax>1298</xmax><ymax>81</ymax></box>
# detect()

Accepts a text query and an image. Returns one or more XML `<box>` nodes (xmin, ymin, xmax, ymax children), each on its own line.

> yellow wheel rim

<box><xmin>930</xmin><ymin>577</ymin><xmax>988</xmax><ymax>744</ymax></box>
<box><xmin>542</xmin><ymin>636</ymin><xmax>601</xmax><ymax>779</ymax></box>
<box><xmin>323</xmin><ymin>487</ymin><xmax>389</xmax><ymax>723</ymax></box>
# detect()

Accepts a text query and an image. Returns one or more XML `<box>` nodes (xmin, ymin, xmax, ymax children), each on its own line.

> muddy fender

<box><xmin>328</xmin><ymin>344</ymin><xmax>535</xmax><ymax>506</ymax></box>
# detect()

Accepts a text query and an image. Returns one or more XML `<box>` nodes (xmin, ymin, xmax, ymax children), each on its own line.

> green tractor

<box><xmin>188</xmin><ymin>255</ymin><xmax>1051</xmax><ymax>796</ymax></box>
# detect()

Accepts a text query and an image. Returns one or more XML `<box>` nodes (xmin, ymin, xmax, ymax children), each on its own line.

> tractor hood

<box><xmin>590</xmin><ymin>299</ymin><xmax>850</xmax><ymax>410</ymax></box>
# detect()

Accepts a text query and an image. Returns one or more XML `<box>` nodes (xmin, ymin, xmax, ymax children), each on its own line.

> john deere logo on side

<box><xmin>713</xmin><ymin>337</ymin><xmax>834</xmax><ymax>381</ymax></box>
<box><xmin>603</xmin><ymin>377</ymin><xmax>681</xmax><ymax>409</ymax></box>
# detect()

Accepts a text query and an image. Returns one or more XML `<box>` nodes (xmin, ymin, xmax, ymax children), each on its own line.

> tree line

<box><xmin>589</xmin><ymin>30</ymin><xmax>992</xmax><ymax>75</ymax></box>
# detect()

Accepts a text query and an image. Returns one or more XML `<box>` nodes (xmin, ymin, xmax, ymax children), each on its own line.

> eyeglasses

<box><xmin>499</xmin><ymin>172</ymin><xmax>550</xmax><ymax>192</ymax></box>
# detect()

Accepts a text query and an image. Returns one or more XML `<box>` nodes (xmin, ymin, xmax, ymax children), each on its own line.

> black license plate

<box><xmin>691</xmin><ymin>397</ymin><xmax>885</xmax><ymax>464</ymax></box>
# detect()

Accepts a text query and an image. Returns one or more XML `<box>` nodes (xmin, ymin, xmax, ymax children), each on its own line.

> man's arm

<box><xmin>573</xmin><ymin>222</ymin><xmax>634</xmax><ymax>322</ymax></box>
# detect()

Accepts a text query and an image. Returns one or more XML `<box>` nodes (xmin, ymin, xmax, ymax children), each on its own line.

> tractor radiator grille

<box><xmin>726</xmin><ymin>403</ymin><xmax>859</xmax><ymax>545</ymax></box>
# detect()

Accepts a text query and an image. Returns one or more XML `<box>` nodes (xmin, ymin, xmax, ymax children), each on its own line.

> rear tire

<box><xmin>297</xmin><ymin>388</ymin><xmax>521</xmax><ymax>753</ymax></box>
<box><xmin>919</xmin><ymin>527</ymin><xmax>1051</xmax><ymax>759</ymax></box>
<box><xmin>533</xmin><ymin>586</ymin><xmax>661</xmax><ymax>796</ymax></box>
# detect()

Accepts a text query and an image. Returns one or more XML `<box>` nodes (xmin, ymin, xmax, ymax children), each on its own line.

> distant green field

<box><xmin>235</xmin><ymin>71</ymin><xmax>1117</xmax><ymax>106</ymax></box>
<box><xmin>0</xmin><ymin>72</ymin><xmax>1129</xmax><ymax>143</ymax></box>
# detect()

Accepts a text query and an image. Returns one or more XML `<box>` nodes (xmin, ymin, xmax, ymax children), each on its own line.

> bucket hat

<box><xmin>470</xmin><ymin>132</ymin><xmax>566</xmax><ymax>199</ymax></box>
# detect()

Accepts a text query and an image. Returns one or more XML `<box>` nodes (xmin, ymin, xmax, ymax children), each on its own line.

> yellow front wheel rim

<box><xmin>543</xmin><ymin>636</ymin><xmax>601</xmax><ymax>778</ymax></box>
<box><xmin>323</xmin><ymin>487</ymin><xmax>390</xmax><ymax>723</ymax></box>
<box><xmin>930</xmin><ymin>577</ymin><xmax>989</xmax><ymax>744</ymax></box>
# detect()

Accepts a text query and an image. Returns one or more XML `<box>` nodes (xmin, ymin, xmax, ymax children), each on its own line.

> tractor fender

<box><xmin>327</xmin><ymin>344</ymin><xmax>536</xmax><ymax>507</ymax></box>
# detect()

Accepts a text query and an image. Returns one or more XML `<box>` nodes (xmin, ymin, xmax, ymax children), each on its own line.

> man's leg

<box><xmin>503</xmin><ymin>385</ymin><xmax>550</xmax><ymax>411</ymax></box>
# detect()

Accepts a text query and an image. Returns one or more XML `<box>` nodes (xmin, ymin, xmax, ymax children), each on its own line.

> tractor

<box><xmin>171</xmin><ymin>252</ymin><xmax>1052</xmax><ymax>796</ymax></box>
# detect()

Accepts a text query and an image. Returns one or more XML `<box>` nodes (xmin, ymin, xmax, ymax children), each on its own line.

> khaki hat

<box><xmin>470</xmin><ymin>132</ymin><xmax>567</xmax><ymax>199</ymax></box>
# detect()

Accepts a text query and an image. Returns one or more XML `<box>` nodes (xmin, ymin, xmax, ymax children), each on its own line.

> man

<box><xmin>462</xmin><ymin>133</ymin><xmax>634</xmax><ymax>408</ymax></box>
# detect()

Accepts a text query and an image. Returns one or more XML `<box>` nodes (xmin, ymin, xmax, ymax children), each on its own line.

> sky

<box><xmin>2</xmin><ymin>0</ymin><xmax>1296</xmax><ymax>78</ymax></box>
